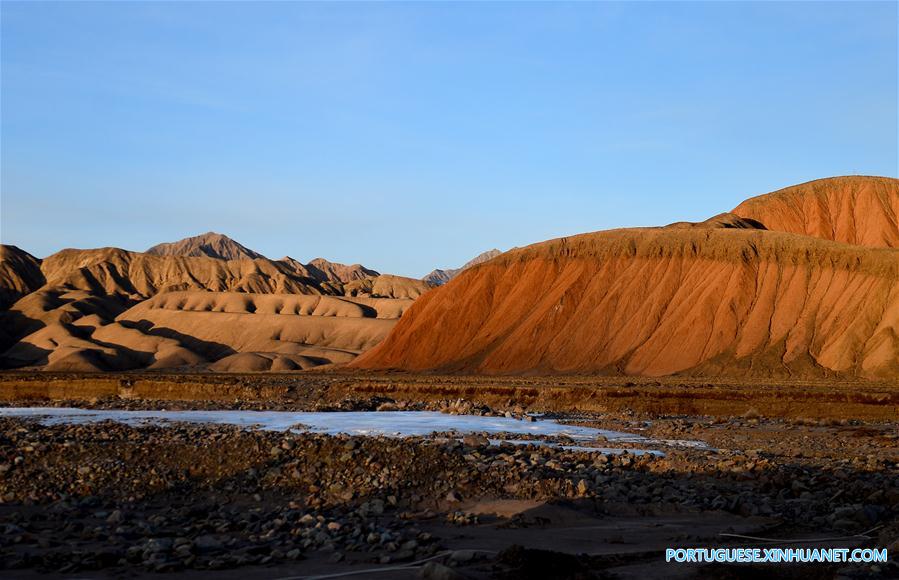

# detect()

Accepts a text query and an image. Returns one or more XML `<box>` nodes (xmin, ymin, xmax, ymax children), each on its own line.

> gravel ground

<box><xmin>0</xmin><ymin>401</ymin><xmax>896</xmax><ymax>578</ymax></box>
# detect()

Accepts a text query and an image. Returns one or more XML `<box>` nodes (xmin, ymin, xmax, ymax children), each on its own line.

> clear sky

<box><xmin>1</xmin><ymin>1</ymin><xmax>896</xmax><ymax>277</ymax></box>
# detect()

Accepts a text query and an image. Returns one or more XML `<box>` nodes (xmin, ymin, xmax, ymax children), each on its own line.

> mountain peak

<box><xmin>461</xmin><ymin>249</ymin><xmax>502</xmax><ymax>269</ymax></box>
<box><xmin>146</xmin><ymin>233</ymin><xmax>265</xmax><ymax>261</ymax></box>
<box><xmin>306</xmin><ymin>257</ymin><xmax>379</xmax><ymax>284</ymax></box>
<box><xmin>423</xmin><ymin>249</ymin><xmax>503</xmax><ymax>286</ymax></box>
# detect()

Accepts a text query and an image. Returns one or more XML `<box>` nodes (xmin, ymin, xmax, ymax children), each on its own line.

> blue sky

<box><xmin>1</xmin><ymin>1</ymin><xmax>896</xmax><ymax>277</ymax></box>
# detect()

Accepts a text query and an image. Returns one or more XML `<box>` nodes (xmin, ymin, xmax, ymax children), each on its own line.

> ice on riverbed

<box><xmin>0</xmin><ymin>408</ymin><xmax>636</xmax><ymax>439</ymax></box>
<box><xmin>0</xmin><ymin>408</ymin><xmax>706</xmax><ymax>452</ymax></box>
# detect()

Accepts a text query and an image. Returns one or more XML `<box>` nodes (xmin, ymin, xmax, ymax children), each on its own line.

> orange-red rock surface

<box><xmin>355</xmin><ymin>177</ymin><xmax>899</xmax><ymax>379</ymax></box>
<box><xmin>733</xmin><ymin>176</ymin><xmax>899</xmax><ymax>248</ymax></box>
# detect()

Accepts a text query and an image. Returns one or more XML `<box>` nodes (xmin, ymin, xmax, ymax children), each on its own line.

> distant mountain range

<box><xmin>0</xmin><ymin>232</ymin><xmax>434</xmax><ymax>372</ymax></box>
<box><xmin>146</xmin><ymin>232</ymin><xmax>381</xmax><ymax>285</ymax></box>
<box><xmin>423</xmin><ymin>249</ymin><xmax>503</xmax><ymax>285</ymax></box>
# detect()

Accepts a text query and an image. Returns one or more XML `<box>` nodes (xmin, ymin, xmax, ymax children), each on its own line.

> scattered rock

<box><xmin>419</xmin><ymin>561</ymin><xmax>468</xmax><ymax>580</ymax></box>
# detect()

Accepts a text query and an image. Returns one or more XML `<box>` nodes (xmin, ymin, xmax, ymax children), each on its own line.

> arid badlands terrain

<box><xmin>0</xmin><ymin>233</ymin><xmax>433</xmax><ymax>373</ymax></box>
<box><xmin>2</xmin><ymin>175</ymin><xmax>898</xmax><ymax>379</ymax></box>
<box><xmin>0</xmin><ymin>175</ymin><xmax>897</xmax><ymax>579</ymax></box>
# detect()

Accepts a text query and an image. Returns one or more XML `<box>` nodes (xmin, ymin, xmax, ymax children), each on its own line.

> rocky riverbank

<box><xmin>0</xmin><ymin>411</ymin><xmax>896</xmax><ymax>578</ymax></box>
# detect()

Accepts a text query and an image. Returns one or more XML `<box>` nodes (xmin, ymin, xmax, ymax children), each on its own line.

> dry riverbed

<box><xmin>0</xmin><ymin>394</ymin><xmax>896</xmax><ymax>579</ymax></box>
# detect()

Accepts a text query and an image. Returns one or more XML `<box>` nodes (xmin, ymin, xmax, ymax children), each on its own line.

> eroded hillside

<box><xmin>355</xmin><ymin>177</ymin><xmax>899</xmax><ymax>379</ymax></box>
<box><xmin>0</xmin><ymin>238</ymin><xmax>432</xmax><ymax>371</ymax></box>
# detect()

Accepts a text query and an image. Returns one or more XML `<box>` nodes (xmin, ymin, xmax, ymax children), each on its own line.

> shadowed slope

<box><xmin>2</xmin><ymin>246</ymin><xmax>429</xmax><ymax>371</ymax></box>
<box><xmin>2</xmin><ymin>291</ymin><xmax>413</xmax><ymax>371</ymax></box>
<box><xmin>344</xmin><ymin>274</ymin><xmax>433</xmax><ymax>300</ymax></box>
<box><xmin>0</xmin><ymin>246</ymin><xmax>44</xmax><ymax>310</ymax></box>
<box><xmin>116</xmin><ymin>292</ymin><xmax>409</xmax><ymax>364</ymax></box>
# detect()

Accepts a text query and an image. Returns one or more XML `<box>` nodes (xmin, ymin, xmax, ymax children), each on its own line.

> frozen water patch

<box><xmin>0</xmin><ymin>408</ymin><xmax>707</xmax><ymax>452</ymax></box>
<box><xmin>0</xmin><ymin>408</ymin><xmax>635</xmax><ymax>440</ymax></box>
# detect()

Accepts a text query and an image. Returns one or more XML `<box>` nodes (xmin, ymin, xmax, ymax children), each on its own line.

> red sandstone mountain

<box><xmin>732</xmin><ymin>176</ymin><xmax>898</xmax><ymax>248</ymax></box>
<box><xmin>354</xmin><ymin>176</ymin><xmax>899</xmax><ymax>379</ymax></box>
